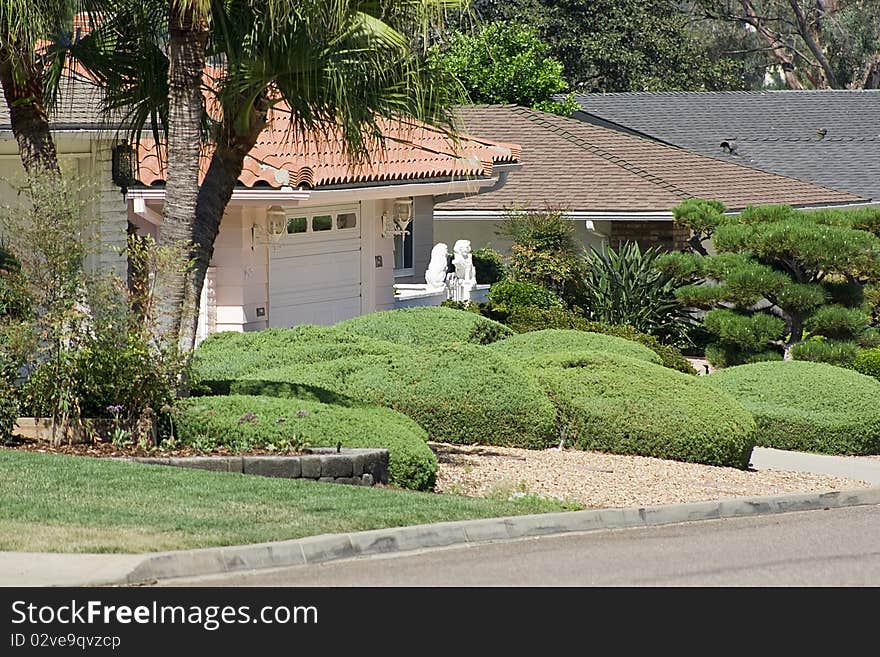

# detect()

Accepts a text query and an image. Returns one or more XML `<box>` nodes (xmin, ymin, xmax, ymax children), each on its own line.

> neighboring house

<box><xmin>568</xmin><ymin>90</ymin><xmax>880</xmax><ymax>202</ymax></box>
<box><xmin>434</xmin><ymin>105</ymin><xmax>869</xmax><ymax>255</ymax></box>
<box><xmin>0</xmin><ymin>78</ymin><xmax>519</xmax><ymax>337</ymax></box>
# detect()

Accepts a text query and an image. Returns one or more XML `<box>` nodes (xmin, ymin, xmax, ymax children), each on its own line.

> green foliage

<box><xmin>502</xmin><ymin>306</ymin><xmax>697</xmax><ymax>373</ymax></box>
<box><xmin>234</xmin><ymin>343</ymin><xmax>559</xmax><ymax>449</ymax></box>
<box><xmin>854</xmin><ymin>348</ymin><xmax>880</xmax><ymax>380</ymax></box>
<box><xmin>703</xmin><ymin>310</ymin><xmax>785</xmax><ymax>353</ymax></box>
<box><xmin>671</xmin><ymin>198</ymin><xmax>726</xmax><ymax>235</ymax></box>
<box><xmin>174</xmin><ymin>395</ymin><xmax>437</xmax><ymax>491</ymax></box>
<box><xmin>578</xmin><ymin>242</ymin><xmax>694</xmax><ymax>343</ymax></box>
<box><xmin>0</xmin><ymin>378</ymin><xmax>18</xmax><ymax>443</ymax></box>
<box><xmin>706</xmin><ymin>361</ymin><xmax>880</xmax><ymax>455</ymax></box>
<box><xmin>487</xmin><ymin>329</ymin><xmax>662</xmax><ymax>365</ymax></box>
<box><xmin>790</xmin><ymin>339</ymin><xmax>859</xmax><ymax>369</ymax></box>
<box><xmin>487</xmin><ymin>279</ymin><xmax>564</xmax><ymax>310</ymax></box>
<box><xmin>472</xmin><ymin>247</ymin><xmax>506</xmax><ymax>285</ymax></box>
<box><xmin>704</xmin><ymin>344</ymin><xmax>783</xmax><ymax>369</ymax></box>
<box><xmin>0</xmin><ymin>245</ymin><xmax>31</xmax><ymax>321</ymax></box>
<box><xmin>336</xmin><ymin>307</ymin><xmax>512</xmax><ymax>347</ymax></box>
<box><xmin>477</xmin><ymin>0</ymin><xmax>751</xmax><ymax>92</ymax></box>
<box><xmin>427</xmin><ymin>21</ymin><xmax>577</xmax><ymax>115</ymax></box>
<box><xmin>495</xmin><ymin>208</ymin><xmax>584</xmax><ymax>300</ymax></box>
<box><xmin>534</xmin><ymin>351</ymin><xmax>755</xmax><ymax>468</ymax></box>
<box><xmin>805</xmin><ymin>305</ymin><xmax>871</xmax><ymax>341</ymax></box>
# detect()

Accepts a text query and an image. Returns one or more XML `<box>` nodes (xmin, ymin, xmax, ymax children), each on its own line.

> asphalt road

<box><xmin>160</xmin><ymin>504</ymin><xmax>880</xmax><ymax>586</ymax></box>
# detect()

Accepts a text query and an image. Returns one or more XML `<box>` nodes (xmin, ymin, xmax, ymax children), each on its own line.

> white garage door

<box><xmin>268</xmin><ymin>205</ymin><xmax>362</xmax><ymax>327</ymax></box>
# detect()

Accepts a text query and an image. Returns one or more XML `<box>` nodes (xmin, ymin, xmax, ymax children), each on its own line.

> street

<box><xmin>159</xmin><ymin>504</ymin><xmax>880</xmax><ymax>586</ymax></box>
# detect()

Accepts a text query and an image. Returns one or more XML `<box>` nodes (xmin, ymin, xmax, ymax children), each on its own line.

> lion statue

<box><xmin>425</xmin><ymin>242</ymin><xmax>449</xmax><ymax>291</ymax></box>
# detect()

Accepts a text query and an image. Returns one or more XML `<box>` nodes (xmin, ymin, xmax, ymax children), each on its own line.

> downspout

<box><xmin>433</xmin><ymin>165</ymin><xmax>518</xmax><ymax>205</ymax></box>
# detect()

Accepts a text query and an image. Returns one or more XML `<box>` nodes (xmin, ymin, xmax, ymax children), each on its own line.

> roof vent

<box><xmin>720</xmin><ymin>140</ymin><xmax>738</xmax><ymax>155</ymax></box>
<box><xmin>816</xmin><ymin>128</ymin><xmax>827</xmax><ymax>139</ymax></box>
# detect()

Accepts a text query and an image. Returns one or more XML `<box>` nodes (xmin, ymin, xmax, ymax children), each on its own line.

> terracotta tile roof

<box><xmin>437</xmin><ymin>105</ymin><xmax>864</xmax><ymax>213</ymax></box>
<box><xmin>135</xmin><ymin>107</ymin><xmax>520</xmax><ymax>190</ymax></box>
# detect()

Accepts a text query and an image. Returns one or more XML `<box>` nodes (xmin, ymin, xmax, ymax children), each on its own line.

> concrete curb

<box><xmin>70</xmin><ymin>486</ymin><xmax>880</xmax><ymax>586</ymax></box>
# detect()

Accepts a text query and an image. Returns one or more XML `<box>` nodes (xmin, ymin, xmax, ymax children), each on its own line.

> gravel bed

<box><xmin>431</xmin><ymin>443</ymin><xmax>872</xmax><ymax>509</ymax></box>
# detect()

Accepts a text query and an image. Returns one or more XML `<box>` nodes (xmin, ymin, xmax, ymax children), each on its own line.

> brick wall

<box><xmin>609</xmin><ymin>220</ymin><xmax>690</xmax><ymax>251</ymax></box>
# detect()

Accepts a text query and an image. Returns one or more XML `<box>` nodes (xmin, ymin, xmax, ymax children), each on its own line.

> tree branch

<box><xmin>786</xmin><ymin>0</ymin><xmax>840</xmax><ymax>88</ymax></box>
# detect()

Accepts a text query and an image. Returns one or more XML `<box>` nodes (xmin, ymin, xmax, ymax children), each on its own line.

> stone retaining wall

<box><xmin>129</xmin><ymin>447</ymin><xmax>389</xmax><ymax>487</ymax></box>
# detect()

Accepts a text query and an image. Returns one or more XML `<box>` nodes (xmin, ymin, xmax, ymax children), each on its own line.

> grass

<box><xmin>0</xmin><ymin>449</ymin><xmax>579</xmax><ymax>553</ymax></box>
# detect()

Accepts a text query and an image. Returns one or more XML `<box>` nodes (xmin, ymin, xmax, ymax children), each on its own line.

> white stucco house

<box><xmin>0</xmin><ymin>78</ymin><xmax>521</xmax><ymax>339</ymax></box>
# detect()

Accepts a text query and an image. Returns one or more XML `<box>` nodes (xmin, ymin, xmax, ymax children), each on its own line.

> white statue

<box><xmin>452</xmin><ymin>240</ymin><xmax>477</xmax><ymax>290</ymax></box>
<box><xmin>425</xmin><ymin>242</ymin><xmax>449</xmax><ymax>291</ymax></box>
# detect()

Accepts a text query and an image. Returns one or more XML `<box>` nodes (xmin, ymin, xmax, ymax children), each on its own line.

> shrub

<box><xmin>233</xmin><ymin>344</ymin><xmax>558</xmax><ymax>449</ymax></box>
<box><xmin>335</xmin><ymin>307</ymin><xmax>512</xmax><ymax>347</ymax></box>
<box><xmin>190</xmin><ymin>325</ymin><xmax>400</xmax><ymax>393</ymax></box>
<box><xmin>804</xmin><ymin>305</ymin><xmax>871</xmax><ymax>341</ymax></box>
<box><xmin>503</xmin><ymin>306</ymin><xmax>696</xmax><ymax>374</ymax></box>
<box><xmin>577</xmin><ymin>241</ymin><xmax>695</xmax><ymax>343</ymax></box>
<box><xmin>706</xmin><ymin>361</ymin><xmax>880</xmax><ymax>455</ymax></box>
<box><xmin>534</xmin><ymin>352</ymin><xmax>755</xmax><ymax>468</ymax></box>
<box><xmin>487</xmin><ymin>279</ymin><xmax>564</xmax><ymax>310</ymax></box>
<box><xmin>0</xmin><ymin>378</ymin><xmax>18</xmax><ymax>443</ymax></box>
<box><xmin>704</xmin><ymin>344</ymin><xmax>782</xmax><ymax>369</ymax></box>
<box><xmin>487</xmin><ymin>329</ymin><xmax>661</xmax><ymax>365</ymax></box>
<box><xmin>174</xmin><ymin>395</ymin><xmax>437</xmax><ymax>491</ymax></box>
<box><xmin>472</xmin><ymin>247</ymin><xmax>506</xmax><ymax>285</ymax></box>
<box><xmin>854</xmin><ymin>348</ymin><xmax>880</xmax><ymax>380</ymax></box>
<box><xmin>790</xmin><ymin>339</ymin><xmax>859</xmax><ymax>368</ymax></box>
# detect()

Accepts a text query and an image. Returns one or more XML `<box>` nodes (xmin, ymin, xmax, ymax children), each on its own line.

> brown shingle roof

<box><xmin>135</xmin><ymin>109</ymin><xmax>520</xmax><ymax>190</ymax></box>
<box><xmin>437</xmin><ymin>105</ymin><xmax>863</xmax><ymax>212</ymax></box>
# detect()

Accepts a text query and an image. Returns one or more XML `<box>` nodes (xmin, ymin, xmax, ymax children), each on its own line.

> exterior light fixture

<box><xmin>382</xmin><ymin>197</ymin><xmax>414</xmax><ymax>238</ymax></box>
<box><xmin>111</xmin><ymin>142</ymin><xmax>134</xmax><ymax>194</ymax></box>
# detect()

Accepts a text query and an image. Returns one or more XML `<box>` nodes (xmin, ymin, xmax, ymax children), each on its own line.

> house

<box><xmin>1</xmin><ymin>78</ymin><xmax>520</xmax><ymax>337</ymax></box>
<box><xmin>568</xmin><ymin>90</ymin><xmax>880</xmax><ymax>202</ymax></box>
<box><xmin>434</xmin><ymin>105</ymin><xmax>868</xmax><ymax>255</ymax></box>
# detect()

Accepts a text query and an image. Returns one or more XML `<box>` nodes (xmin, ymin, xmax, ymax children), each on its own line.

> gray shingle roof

<box><xmin>437</xmin><ymin>105</ymin><xmax>862</xmax><ymax>213</ymax></box>
<box><xmin>570</xmin><ymin>90</ymin><xmax>880</xmax><ymax>202</ymax></box>
<box><xmin>0</xmin><ymin>76</ymin><xmax>108</xmax><ymax>131</ymax></box>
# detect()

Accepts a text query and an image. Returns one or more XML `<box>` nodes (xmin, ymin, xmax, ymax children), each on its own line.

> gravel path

<box><xmin>431</xmin><ymin>443</ymin><xmax>871</xmax><ymax>509</ymax></box>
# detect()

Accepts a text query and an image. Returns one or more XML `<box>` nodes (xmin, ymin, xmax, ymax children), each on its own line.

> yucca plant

<box><xmin>578</xmin><ymin>241</ymin><xmax>695</xmax><ymax>344</ymax></box>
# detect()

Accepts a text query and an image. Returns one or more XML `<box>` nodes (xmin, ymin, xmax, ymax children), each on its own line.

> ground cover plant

<box><xmin>706</xmin><ymin>361</ymin><xmax>880</xmax><ymax>455</ymax></box>
<box><xmin>175</xmin><ymin>395</ymin><xmax>437</xmax><ymax>491</ymax></box>
<box><xmin>487</xmin><ymin>329</ymin><xmax>661</xmax><ymax>365</ymax></box>
<box><xmin>335</xmin><ymin>306</ymin><xmax>512</xmax><ymax>346</ymax></box>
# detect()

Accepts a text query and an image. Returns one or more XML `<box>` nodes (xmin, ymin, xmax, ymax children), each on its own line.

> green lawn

<box><xmin>0</xmin><ymin>449</ymin><xmax>577</xmax><ymax>553</ymax></box>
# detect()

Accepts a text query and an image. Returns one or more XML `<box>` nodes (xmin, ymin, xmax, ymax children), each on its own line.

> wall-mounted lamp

<box><xmin>111</xmin><ymin>142</ymin><xmax>134</xmax><ymax>195</ymax></box>
<box><xmin>267</xmin><ymin>206</ymin><xmax>286</xmax><ymax>236</ymax></box>
<box><xmin>382</xmin><ymin>197</ymin><xmax>414</xmax><ymax>239</ymax></box>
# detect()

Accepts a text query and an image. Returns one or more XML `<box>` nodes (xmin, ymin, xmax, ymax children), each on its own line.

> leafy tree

<box><xmin>658</xmin><ymin>200</ymin><xmax>880</xmax><ymax>366</ymax></box>
<box><xmin>68</xmin><ymin>0</ymin><xmax>463</xmax><ymax>353</ymax></box>
<box><xmin>427</xmin><ymin>20</ymin><xmax>577</xmax><ymax>114</ymax></box>
<box><xmin>472</xmin><ymin>0</ymin><xmax>750</xmax><ymax>92</ymax></box>
<box><xmin>693</xmin><ymin>0</ymin><xmax>880</xmax><ymax>89</ymax></box>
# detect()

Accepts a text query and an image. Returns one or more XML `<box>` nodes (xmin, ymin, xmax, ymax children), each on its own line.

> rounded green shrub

<box><xmin>805</xmin><ymin>305</ymin><xmax>871</xmax><ymax>340</ymax></box>
<box><xmin>190</xmin><ymin>325</ymin><xmax>401</xmax><ymax>393</ymax></box>
<box><xmin>472</xmin><ymin>247</ymin><xmax>506</xmax><ymax>285</ymax></box>
<box><xmin>235</xmin><ymin>344</ymin><xmax>558</xmax><ymax>449</ymax></box>
<box><xmin>705</xmin><ymin>344</ymin><xmax>783</xmax><ymax>369</ymax></box>
<box><xmin>853</xmin><ymin>347</ymin><xmax>880</xmax><ymax>380</ymax></box>
<box><xmin>790</xmin><ymin>339</ymin><xmax>859</xmax><ymax>368</ymax></box>
<box><xmin>174</xmin><ymin>395</ymin><xmax>437</xmax><ymax>491</ymax></box>
<box><xmin>487</xmin><ymin>279</ymin><xmax>564</xmax><ymax>310</ymax></box>
<box><xmin>534</xmin><ymin>352</ymin><xmax>755</xmax><ymax>468</ymax></box>
<box><xmin>335</xmin><ymin>307</ymin><xmax>512</xmax><ymax>346</ymax></box>
<box><xmin>488</xmin><ymin>329</ymin><xmax>661</xmax><ymax>365</ymax></box>
<box><xmin>706</xmin><ymin>361</ymin><xmax>880</xmax><ymax>455</ymax></box>
<box><xmin>503</xmin><ymin>306</ymin><xmax>696</xmax><ymax>374</ymax></box>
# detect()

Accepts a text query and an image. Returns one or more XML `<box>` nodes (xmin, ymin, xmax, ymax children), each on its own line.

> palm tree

<box><xmin>0</xmin><ymin>0</ymin><xmax>67</xmax><ymax>176</ymax></box>
<box><xmin>71</xmin><ymin>0</ymin><xmax>463</xmax><ymax>353</ymax></box>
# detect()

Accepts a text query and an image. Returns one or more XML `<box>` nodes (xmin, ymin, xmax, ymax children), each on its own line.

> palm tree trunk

<box><xmin>0</xmin><ymin>53</ymin><xmax>60</xmax><ymax>177</ymax></box>
<box><xmin>178</xmin><ymin>105</ymin><xmax>268</xmax><ymax>352</ymax></box>
<box><xmin>157</xmin><ymin>2</ymin><xmax>209</xmax><ymax>353</ymax></box>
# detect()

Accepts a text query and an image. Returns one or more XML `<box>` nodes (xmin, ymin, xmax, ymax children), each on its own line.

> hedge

<box><xmin>190</xmin><ymin>325</ymin><xmax>400</xmax><ymax>394</ymax></box>
<box><xmin>854</xmin><ymin>348</ymin><xmax>880</xmax><ymax>380</ymax></box>
<box><xmin>335</xmin><ymin>307</ymin><xmax>512</xmax><ymax>347</ymax></box>
<box><xmin>502</xmin><ymin>306</ymin><xmax>696</xmax><ymax>374</ymax></box>
<box><xmin>487</xmin><ymin>279</ymin><xmax>564</xmax><ymax>310</ymax></box>
<box><xmin>234</xmin><ymin>344</ymin><xmax>558</xmax><ymax>449</ymax></box>
<box><xmin>534</xmin><ymin>352</ymin><xmax>756</xmax><ymax>468</ymax></box>
<box><xmin>487</xmin><ymin>329</ymin><xmax>661</xmax><ymax>365</ymax></box>
<box><xmin>174</xmin><ymin>395</ymin><xmax>437</xmax><ymax>491</ymax></box>
<box><xmin>706</xmin><ymin>361</ymin><xmax>880</xmax><ymax>455</ymax></box>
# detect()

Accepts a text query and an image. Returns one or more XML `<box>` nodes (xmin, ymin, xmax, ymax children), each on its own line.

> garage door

<box><xmin>268</xmin><ymin>205</ymin><xmax>362</xmax><ymax>327</ymax></box>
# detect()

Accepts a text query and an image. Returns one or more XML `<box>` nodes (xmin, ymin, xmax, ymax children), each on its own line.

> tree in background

<box><xmin>470</xmin><ymin>0</ymin><xmax>750</xmax><ymax>92</ymax></box>
<box><xmin>692</xmin><ymin>0</ymin><xmax>880</xmax><ymax>89</ymax></box>
<box><xmin>658</xmin><ymin>200</ymin><xmax>880</xmax><ymax>367</ymax></box>
<box><xmin>427</xmin><ymin>21</ymin><xmax>577</xmax><ymax>114</ymax></box>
